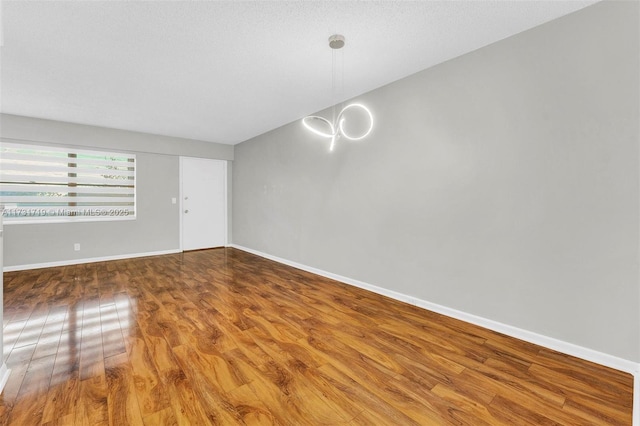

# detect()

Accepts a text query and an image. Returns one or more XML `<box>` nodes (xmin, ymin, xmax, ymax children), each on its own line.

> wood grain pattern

<box><xmin>1</xmin><ymin>248</ymin><xmax>634</xmax><ymax>425</ymax></box>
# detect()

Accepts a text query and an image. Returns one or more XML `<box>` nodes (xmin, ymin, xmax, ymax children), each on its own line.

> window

<box><xmin>0</xmin><ymin>142</ymin><xmax>135</xmax><ymax>223</ymax></box>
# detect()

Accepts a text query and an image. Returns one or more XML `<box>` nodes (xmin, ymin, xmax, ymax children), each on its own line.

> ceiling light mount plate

<box><xmin>328</xmin><ymin>34</ymin><xmax>345</xmax><ymax>49</ymax></box>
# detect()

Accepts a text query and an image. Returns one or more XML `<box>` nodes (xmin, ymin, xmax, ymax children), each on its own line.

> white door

<box><xmin>181</xmin><ymin>157</ymin><xmax>227</xmax><ymax>251</ymax></box>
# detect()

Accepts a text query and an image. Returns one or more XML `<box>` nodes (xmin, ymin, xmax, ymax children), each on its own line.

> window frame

<box><xmin>0</xmin><ymin>141</ymin><xmax>137</xmax><ymax>225</ymax></box>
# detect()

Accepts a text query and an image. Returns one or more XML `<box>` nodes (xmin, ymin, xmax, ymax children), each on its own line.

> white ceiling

<box><xmin>1</xmin><ymin>0</ymin><xmax>598</xmax><ymax>145</ymax></box>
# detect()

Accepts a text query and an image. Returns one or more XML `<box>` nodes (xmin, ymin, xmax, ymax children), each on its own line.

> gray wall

<box><xmin>1</xmin><ymin>114</ymin><xmax>234</xmax><ymax>160</ymax></box>
<box><xmin>233</xmin><ymin>1</ymin><xmax>640</xmax><ymax>362</ymax></box>
<box><xmin>1</xmin><ymin>115</ymin><xmax>233</xmax><ymax>267</ymax></box>
<box><xmin>3</xmin><ymin>152</ymin><xmax>179</xmax><ymax>267</ymax></box>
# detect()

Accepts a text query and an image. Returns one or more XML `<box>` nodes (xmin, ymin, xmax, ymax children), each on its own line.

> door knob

<box><xmin>184</xmin><ymin>209</ymin><xmax>189</xmax><ymax>214</ymax></box>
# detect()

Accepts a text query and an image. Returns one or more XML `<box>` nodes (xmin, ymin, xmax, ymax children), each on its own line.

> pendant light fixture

<box><xmin>302</xmin><ymin>34</ymin><xmax>374</xmax><ymax>152</ymax></box>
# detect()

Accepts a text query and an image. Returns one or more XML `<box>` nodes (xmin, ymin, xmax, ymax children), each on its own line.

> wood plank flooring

<box><xmin>0</xmin><ymin>248</ymin><xmax>634</xmax><ymax>425</ymax></box>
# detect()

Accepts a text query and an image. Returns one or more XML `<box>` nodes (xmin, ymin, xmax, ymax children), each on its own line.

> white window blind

<box><xmin>0</xmin><ymin>142</ymin><xmax>135</xmax><ymax>223</ymax></box>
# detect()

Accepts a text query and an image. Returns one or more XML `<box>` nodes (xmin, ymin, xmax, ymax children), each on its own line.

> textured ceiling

<box><xmin>1</xmin><ymin>1</ymin><xmax>598</xmax><ymax>145</ymax></box>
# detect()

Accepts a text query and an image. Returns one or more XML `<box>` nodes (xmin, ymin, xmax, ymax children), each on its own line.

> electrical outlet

<box><xmin>74</xmin><ymin>243</ymin><xmax>80</xmax><ymax>251</ymax></box>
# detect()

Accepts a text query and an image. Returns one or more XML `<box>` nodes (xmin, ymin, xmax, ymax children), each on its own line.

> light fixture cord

<box><xmin>331</xmin><ymin>46</ymin><xmax>337</xmax><ymax>125</ymax></box>
<box><xmin>340</xmin><ymin>47</ymin><xmax>344</xmax><ymax>104</ymax></box>
<box><xmin>331</xmin><ymin>45</ymin><xmax>346</xmax><ymax>133</ymax></box>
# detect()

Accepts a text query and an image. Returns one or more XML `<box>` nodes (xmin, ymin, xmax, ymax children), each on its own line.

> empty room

<box><xmin>0</xmin><ymin>0</ymin><xmax>638</xmax><ymax>424</ymax></box>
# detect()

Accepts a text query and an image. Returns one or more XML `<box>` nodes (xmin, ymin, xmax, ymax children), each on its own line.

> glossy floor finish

<box><xmin>0</xmin><ymin>248</ymin><xmax>634</xmax><ymax>425</ymax></box>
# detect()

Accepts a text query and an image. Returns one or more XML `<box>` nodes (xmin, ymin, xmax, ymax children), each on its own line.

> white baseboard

<box><xmin>0</xmin><ymin>363</ymin><xmax>10</xmax><ymax>394</ymax></box>
<box><xmin>229</xmin><ymin>244</ymin><xmax>639</xmax><ymax>375</ymax></box>
<box><xmin>3</xmin><ymin>249</ymin><xmax>182</xmax><ymax>272</ymax></box>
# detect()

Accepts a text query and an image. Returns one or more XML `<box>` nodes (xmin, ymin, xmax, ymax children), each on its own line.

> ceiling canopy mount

<box><xmin>328</xmin><ymin>34</ymin><xmax>345</xmax><ymax>50</ymax></box>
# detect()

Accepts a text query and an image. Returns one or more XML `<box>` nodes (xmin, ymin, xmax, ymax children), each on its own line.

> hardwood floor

<box><xmin>0</xmin><ymin>248</ymin><xmax>634</xmax><ymax>425</ymax></box>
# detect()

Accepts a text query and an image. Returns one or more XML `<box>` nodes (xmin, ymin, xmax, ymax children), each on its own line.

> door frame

<box><xmin>179</xmin><ymin>156</ymin><xmax>228</xmax><ymax>252</ymax></box>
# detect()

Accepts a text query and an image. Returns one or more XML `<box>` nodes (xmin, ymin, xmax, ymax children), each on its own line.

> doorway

<box><xmin>180</xmin><ymin>157</ymin><xmax>227</xmax><ymax>251</ymax></box>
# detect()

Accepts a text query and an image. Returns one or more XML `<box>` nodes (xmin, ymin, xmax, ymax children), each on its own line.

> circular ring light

<box><xmin>337</xmin><ymin>103</ymin><xmax>374</xmax><ymax>141</ymax></box>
